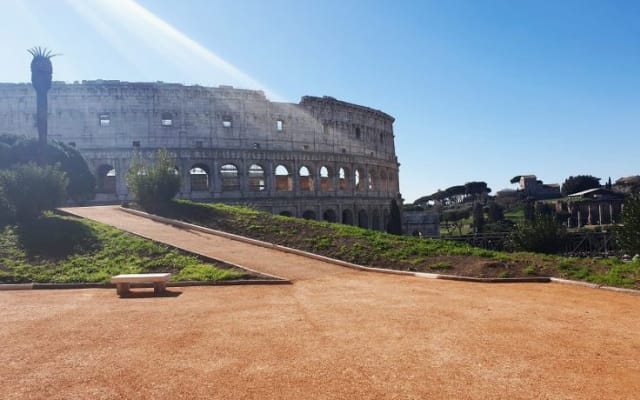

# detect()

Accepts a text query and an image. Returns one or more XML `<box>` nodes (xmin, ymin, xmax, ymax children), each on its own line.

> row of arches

<box><xmin>95</xmin><ymin>162</ymin><xmax>398</xmax><ymax>195</ymax></box>
<box><xmin>280</xmin><ymin>208</ymin><xmax>389</xmax><ymax>230</ymax></box>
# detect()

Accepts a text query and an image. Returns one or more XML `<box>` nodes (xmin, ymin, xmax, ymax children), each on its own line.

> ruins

<box><xmin>0</xmin><ymin>80</ymin><xmax>401</xmax><ymax>230</ymax></box>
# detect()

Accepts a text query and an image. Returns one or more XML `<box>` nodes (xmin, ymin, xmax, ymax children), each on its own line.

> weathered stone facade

<box><xmin>0</xmin><ymin>80</ymin><xmax>400</xmax><ymax>230</ymax></box>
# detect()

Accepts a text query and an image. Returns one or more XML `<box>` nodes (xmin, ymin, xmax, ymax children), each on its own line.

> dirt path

<box><xmin>2</xmin><ymin>206</ymin><xmax>639</xmax><ymax>399</ymax></box>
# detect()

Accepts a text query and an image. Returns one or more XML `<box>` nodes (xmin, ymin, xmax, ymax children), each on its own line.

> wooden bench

<box><xmin>111</xmin><ymin>273</ymin><xmax>172</xmax><ymax>296</ymax></box>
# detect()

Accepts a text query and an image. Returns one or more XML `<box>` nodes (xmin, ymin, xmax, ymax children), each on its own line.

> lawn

<box><xmin>0</xmin><ymin>213</ymin><xmax>248</xmax><ymax>284</ymax></box>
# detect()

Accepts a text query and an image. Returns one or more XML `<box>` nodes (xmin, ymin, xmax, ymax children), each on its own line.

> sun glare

<box><xmin>64</xmin><ymin>0</ymin><xmax>281</xmax><ymax>100</ymax></box>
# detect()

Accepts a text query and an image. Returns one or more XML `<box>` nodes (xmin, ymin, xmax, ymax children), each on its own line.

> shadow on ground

<box><xmin>16</xmin><ymin>217</ymin><xmax>100</xmax><ymax>259</ymax></box>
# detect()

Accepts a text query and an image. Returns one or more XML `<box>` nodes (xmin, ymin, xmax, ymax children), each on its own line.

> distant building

<box><xmin>511</xmin><ymin>175</ymin><xmax>561</xmax><ymax>200</ymax></box>
<box><xmin>557</xmin><ymin>188</ymin><xmax>625</xmax><ymax>227</ymax></box>
<box><xmin>403</xmin><ymin>210</ymin><xmax>440</xmax><ymax>237</ymax></box>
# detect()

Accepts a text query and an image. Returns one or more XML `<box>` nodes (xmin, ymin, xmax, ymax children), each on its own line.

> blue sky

<box><xmin>2</xmin><ymin>0</ymin><xmax>639</xmax><ymax>202</ymax></box>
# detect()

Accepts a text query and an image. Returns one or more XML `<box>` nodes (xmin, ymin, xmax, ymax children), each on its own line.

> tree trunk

<box><xmin>36</xmin><ymin>91</ymin><xmax>47</xmax><ymax>165</ymax></box>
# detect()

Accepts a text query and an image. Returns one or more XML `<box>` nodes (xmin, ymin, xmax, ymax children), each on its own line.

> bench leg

<box><xmin>116</xmin><ymin>283</ymin><xmax>130</xmax><ymax>297</ymax></box>
<box><xmin>153</xmin><ymin>282</ymin><xmax>166</xmax><ymax>295</ymax></box>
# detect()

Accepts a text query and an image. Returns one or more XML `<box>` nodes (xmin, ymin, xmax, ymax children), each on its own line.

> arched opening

<box><xmin>302</xmin><ymin>210</ymin><xmax>316</xmax><ymax>220</ymax></box>
<box><xmin>379</xmin><ymin>170</ymin><xmax>388</xmax><ymax>193</ymax></box>
<box><xmin>367</xmin><ymin>169</ymin><xmax>376</xmax><ymax>191</ymax></box>
<box><xmin>372</xmin><ymin>209</ymin><xmax>381</xmax><ymax>230</ymax></box>
<box><xmin>189</xmin><ymin>164</ymin><xmax>210</xmax><ymax>192</ymax></box>
<box><xmin>358</xmin><ymin>209</ymin><xmax>369</xmax><ymax>228</ymax></box>
<box><xmin>220</xmin><ymin>164</ymin><xmax>240</xmax><ymax>192</ymax></box>
<box><xmin>299</xmin><ymin>166</ymin><xmax>313</xmax><ymax>191</ymax></box>
<box><xmin>279</xmin><ymin>211</ymin><xmax>292</xmax><ymax>217</ymax></box>
<box><xmin>355</xmin><ymin>167</ymin><xmax>365</xmax><ymax>191</ymax></box>
<box><xmin>319</xmin><ymin>166</ymin><xmax>333</xmax><ymax>192</ymax></box>
<box><xmin>342</xmin><ymin>209</ymin><xmax>353</xmax><ymax>225</ymax></box>
<box><xmin>323</xmin><ymin>209</ymin><xmax>337</xmax><ymax>223</ymax></box>
<box><xmin>96</xmin><ymin>164</ymin><xmax>116</xmax><ymax>194</ymax></box>
<box><xmin>338</xmin><ymin>167</ymin><xmax>349</xmax><ymax>191</ymax></box>
<box><xmin>248</xmin><ymin>164</ymin><xmax>266</xmax><ymax>192</ymax></box>
<box><xmin>275</xmin><ymin>164</ymin><xmax>292</xmax><ymax>191</ymax></box>
<box><xmin>383</xmin><ymin>209</ymin><xmax>390</xmax><ymax>231</ymax></box>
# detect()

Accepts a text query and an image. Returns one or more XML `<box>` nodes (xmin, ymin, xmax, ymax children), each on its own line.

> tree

<box><xmin>561</xmin><ymin>175</ymin><xmax>600</xmax><ymax>197</ymax></box>
<box><xmin>618</xmin><ymin>194</ymin><xmax>640</xmax><ymax>254</ymax></box>
<box><xmin>472</xmin><ymin>202</ymin><xmax>485</xmax><ymax>233</ymax></box>
<box><xmin>486</xmin><ymin>201</ymin><xmax>504</xmax><ymax>223</ymax></box>
<box><xmin>126</xmin><ymin>149</ymin><xmax>181</xmax><ymax>213</ymax></box>
<box><xmin>28</xmin><ymin>47</ymin><xmax>57</xmax><ymax>165</ymax></box>
<box><xmin>464</xmin><ymin>181</ymin><xmax>491</xmax><ymax>203</ymax></box>
<box><xmin>0</xmin><ymin>163</ymin><xmax>68</xmax><ymax>222</ymax></box>
<box><xmin>508</xmin><ymin>212</ymin><xmax>566</xmax><ymax>254</ymax></box>
<box><xmin>386</xmin><ymin>199</ymin><xmax>403</xmax><ymax>235</ymax></box>
<box><xmin>442</xmin><ymin>208</ymin><xmax>470</xmax><ymax>235</ymax></box>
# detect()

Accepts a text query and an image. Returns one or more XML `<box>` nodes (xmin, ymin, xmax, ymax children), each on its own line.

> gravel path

<box><xmin>1</xmin><ymin>206</ymin><xmax>639</xmax><ymax>399</ymax></box>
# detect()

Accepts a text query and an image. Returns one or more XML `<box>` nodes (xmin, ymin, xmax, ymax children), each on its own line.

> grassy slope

<box><xmin>159</xmin><ymin>200</ymin><xmax>640</xmax><ymax>289</ymax></box>
<box><xmin>0</xmin><ymin>213</ymin><xmax>247</xmax><ymax>283</ymax></box>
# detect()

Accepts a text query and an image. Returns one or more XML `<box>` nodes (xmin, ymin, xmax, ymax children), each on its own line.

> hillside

<box><xmin>154</xmin><ymin>201</ymin><xmax>640</xmax><ymax>288</ymax></box>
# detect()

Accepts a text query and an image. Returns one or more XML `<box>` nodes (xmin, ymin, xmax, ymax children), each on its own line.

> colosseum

<box><xmin>0</xmin><ymin>80</ymin><xmax>400</xmax><ymax>230</ymax></box>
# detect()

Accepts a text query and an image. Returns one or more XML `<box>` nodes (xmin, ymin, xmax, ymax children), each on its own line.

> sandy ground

<box><xmin>1</xmin><ymin>206</ymin><xmax>639</xmax><ymax>399</ymax></box>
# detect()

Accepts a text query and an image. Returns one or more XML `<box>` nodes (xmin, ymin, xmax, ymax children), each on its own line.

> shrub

<box><xmin>126</xmin><ymin>149</ymin><xmax>181</xmax><ymax>213</ymax></box>
<box><xmin>0</xmin><ymin>163</ymin><xmax>68</xmax><ymax>222</ymax></box>
<box><xmin>1</xmin><ymin>135</ymin><xmax>94</xmax><ymax>202</ymax></box>
<box><xmin>618</xmin><ymin>194</ymin><xmax>640</xmax><ymax>255</ymax></box>
<box><xmin>508</xmin><ymin>212</ymin><xmax>566</xmax><ymax>254</ymax></box>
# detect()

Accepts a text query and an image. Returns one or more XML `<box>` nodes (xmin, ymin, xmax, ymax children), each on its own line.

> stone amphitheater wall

<box><xmin>0</xmin><ymin>81</ymin><xmax>400</xmax><ymax>230</ymax></box>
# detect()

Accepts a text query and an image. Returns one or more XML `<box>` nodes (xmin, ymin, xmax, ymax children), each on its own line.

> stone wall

<box><xmin>0</xmin><ymin>81</ymin><xmax>400</xmax><ymax>230</ymax></box>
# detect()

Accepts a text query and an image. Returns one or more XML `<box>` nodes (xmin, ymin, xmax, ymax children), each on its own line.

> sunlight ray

<box><xmin>65</xmin><ymin>0</ymin><xmax>282</xmax><ymax>100</ymax></box>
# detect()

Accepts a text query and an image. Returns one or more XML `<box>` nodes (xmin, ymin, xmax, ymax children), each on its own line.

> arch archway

<box><xmin>189</xmin><ymin>163</ymin><xmax>210</xmax><ymax>192</ymax></box>
<box><xmin>248</xmin><ymin>164</ymin><xmax>266</xmax><ymax>191</ymax></box>
<box><xmin>342</xmin><ymin>209</ymin><xmax>353</xmax><ymax>225</ymax></box>
<box><xmin>355</xmin><ymin>167</ymin><xmax>365</xmax><ymax>191</ymax></box>
<box><xmin>322</xmin><ymin>209</ymin><xmax>337</xmax><ymax>223</ymax></box>
<box><xmin>358</xmin><ymin>209</ymin><xmax>369</xmax><ymax>228</ymax></box>
<box><xmin>319</xmin><ymin>166</ymin><xmax>333</xmax><ymax>192</ymax></box>
<box><xmin>338</xmin><ymin>167</ymin><xmax>350</xmax><ymax>191</ymax></box>
<box><xmin>299</xmin><ymin>166</ymin><xmax>313</xmax><ymax>191</ymax></box>
<box><xmin>372</xmin><ymin>209</ymin><xmax>381</xmax><ymax>230</ymax></box>
<box><xmin>96</xmin><ymin>164</ymin><xmax>116</xmax><ymax>194</ymax></box>
<box><xmin>220</xmin><ymin>164</ymin><xmax>240</xmax><ymax>192</ymax></box>
<box><xmin>302</xmin><ymin>210</ymin><xmax>316</xmax><ymax>220</ymax></box>
<box><xmin>275</xmin><ymin>164</ymin><xmax>292</xmax><ymax>191</ymax></box>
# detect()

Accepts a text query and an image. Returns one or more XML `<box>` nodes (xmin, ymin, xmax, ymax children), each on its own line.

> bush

<box><xmin>0</xmin><ymin>135</ymin><xmax>95</xmax><ymax>202</ymax></box>
<box><xmin>618</xmin><ymin>194</ymin><xmax>640</xmax><ymax>255</ymax></box>
<box><xmin>126</xmin><ymin>149</ymin><xmax>181</xmax><ymax>213</ymax></box>
<box><xmin>508</xmin><ymin>212</ymin><xmax>566</xmax><ymax>254</ymax></box>
<box><xmin>0</xmin><ymin>163</ymin><xmax>68</xmax><ymax>221</ymax></box>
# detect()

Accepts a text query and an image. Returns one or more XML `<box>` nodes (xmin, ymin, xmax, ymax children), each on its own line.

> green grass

<box><xmin>153</xmin><ymin>200</ymin><xmax>640</xmax><ymax>289</ymax></box>
<box><xmin>0</xmin><ymin>213</ymin><xmax>246</xmax><ymax>284</ymax></box>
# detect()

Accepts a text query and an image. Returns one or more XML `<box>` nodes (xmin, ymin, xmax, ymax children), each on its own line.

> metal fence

<box><xmin>440</xmin><ymin>231</ymin><xmax>620</xmax><ymax>257</ymax></box>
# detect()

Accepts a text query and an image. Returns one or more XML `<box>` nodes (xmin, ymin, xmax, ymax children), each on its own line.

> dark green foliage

<box><xmin>487</xmin><ymin>202</ymin><xmax>504</xmax><ymax>223</ymax></box>
<box><xmin>0</xmin><ymin>135</ymin><xmax>95</xmax><ymax>202</ymax></box>
<box><xmin>16</xmin><ymin>217</ymin><xmax>99</xmax><ymax>258</ymax></box>
<box><xmin>472</xmin><ymin>202</ymin><xmax>485</xmax><ymax>233</ymax></box>
<box><xmin>561</xmin><ymin>175</ymin><xmax>600</xmax><ymax>196</ymax></box>
<box><xmin>618</xmin><ymin>194</ymin><xmax>640</xmax><ymax>254</ymax></box>
<box><xmin>508</xmin><ymin>212</ymin><xmax>566</xmax><ymax>254</ymax></box>
<box><xmin>465</xmin><ymin>181</ymin><xmax>491</xmax><ymax>202</ymax></box>
<box><xmin>387</xmin><ymin>199</ymin><xmax>403</xmax><ymax>235</ymax></box>
<box><xmin>0</xmin><ymin>163</ymin><xmax>68</xmax><ymax>221</ymax></box>
<box><xmin>126</xmin><ymin>149</ymin><xmax>181</xmax><ymax>213</ymax></box>
<box><xmin>524</xmin><ymin>200</ymin><xmax>535</xmax><ymax>222</ymax></box>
